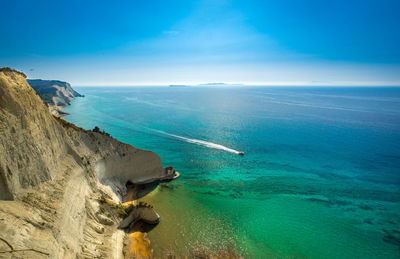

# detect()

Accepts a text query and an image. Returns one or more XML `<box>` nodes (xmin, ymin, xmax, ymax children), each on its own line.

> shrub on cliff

<box><xmin>92</xmin><ymin>126</ymin><xmax>110</xmax><ymax>136</ymax></box>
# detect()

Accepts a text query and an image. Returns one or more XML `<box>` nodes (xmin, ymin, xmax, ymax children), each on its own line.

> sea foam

<box><xmin>154</xmin><ymin>130</ymin><xmax>240</xmax><ymax>154</ymax></box>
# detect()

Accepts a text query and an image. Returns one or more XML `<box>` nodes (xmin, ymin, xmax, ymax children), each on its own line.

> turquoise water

<box><xmin>64</xmin><ymin>86</ymin><xmax>400</xmax><ymax>258</ymax></box>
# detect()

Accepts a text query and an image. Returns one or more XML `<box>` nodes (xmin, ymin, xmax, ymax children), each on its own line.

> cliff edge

<box><xmin>27</xmin><ymin>79</ymin><xmax>83</xmax><ymax>116</ymax></box>
<box><xmin>0</xmin><ymin>68</ymin><xmax>176</xmax><ymax>258</ymax></box>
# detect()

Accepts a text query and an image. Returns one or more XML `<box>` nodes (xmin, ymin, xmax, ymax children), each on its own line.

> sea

<box><xmin>63</xmin><ymin>86</ymin><xmax>400</xmax><ymax>258</ymax></box>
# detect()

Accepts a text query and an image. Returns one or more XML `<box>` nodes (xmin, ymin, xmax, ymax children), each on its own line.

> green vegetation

<box><xmin>97</xmin><ymin>197</ymin><xmax>128</xmax><ymax>216</ymax></box>
<box><xmin>92</xmin><ymin>126</ymin><xmax>110</xmax><ymax>136</ymax></box>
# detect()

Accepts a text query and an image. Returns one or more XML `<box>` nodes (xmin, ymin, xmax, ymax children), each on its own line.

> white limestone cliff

<box><xmin>0</xmin><ymin>68</ymin><xmax>175</xmax><ymax>258</ymax></box>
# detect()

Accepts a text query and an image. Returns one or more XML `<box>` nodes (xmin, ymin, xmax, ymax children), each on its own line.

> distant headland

<box><xmin>27</xmin><ymin>79</ymin><xmax>84</xmax><ymax>116</ymax></box>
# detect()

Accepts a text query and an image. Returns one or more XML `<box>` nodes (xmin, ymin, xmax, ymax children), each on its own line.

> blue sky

<box><xmin>1</xmin><ymin>0</ymin><xmax>400</xmax><ymax>85</ymax></box>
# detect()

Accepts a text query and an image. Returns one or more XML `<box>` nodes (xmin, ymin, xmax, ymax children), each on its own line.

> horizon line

<box><xmin>70</xmin><ymin>82</ymin><xmax>400</xmax><ymax>87</ymax></box>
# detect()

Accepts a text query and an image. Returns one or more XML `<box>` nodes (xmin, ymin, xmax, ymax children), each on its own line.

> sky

<box><xmin>1</xmin><ymin>0</ymin><xmax>400</xmax><ymax>86</ymax></box>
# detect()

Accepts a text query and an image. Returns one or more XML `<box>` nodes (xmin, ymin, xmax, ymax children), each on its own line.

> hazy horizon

<box><xmin>1</xmin><ymin>0</ymin><xmax>400</xmax><ymax>86</ymax></box>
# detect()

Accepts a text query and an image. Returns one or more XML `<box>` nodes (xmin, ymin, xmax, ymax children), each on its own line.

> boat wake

<box><xmin>154</xmin><ymin>130</ymin><xmax>241</xmax><ymax>154</ymax></box>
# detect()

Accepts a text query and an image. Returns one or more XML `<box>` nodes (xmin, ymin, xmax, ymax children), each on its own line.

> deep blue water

<box><xmin>64</xmin><ymin>86</ymin><xmax>400</xmax><ymax>258</ymax></box>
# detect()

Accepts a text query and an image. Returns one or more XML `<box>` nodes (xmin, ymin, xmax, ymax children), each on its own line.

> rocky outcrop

<box><xmin>27</xmin><ymin>79</ymin><xmax>83</xmax><ymax>106</ymax></box>
<box><xmin>0</xmin><ymin>68</ymin><xmax>172</xmax><ymax>258</ymax></box>
<box><xmin>118</xmin><ymin>202</ymin><xmax>160</xmax><ymax>229</ymax></box>
<box><xmin>27</xmin><ymin>79</ymin><xmax>83</xmax><ymax>116</ymax></box>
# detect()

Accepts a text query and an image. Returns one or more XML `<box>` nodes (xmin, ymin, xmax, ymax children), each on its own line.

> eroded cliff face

<box><xmin>0</xmin><ymin>69</ymin><xmax>170</xmax><ymax>258</ymax></box>
<box><xmin>27</xmin><ymin>79</ymin><xmax>84</xmax><ymax>116</ymax></box>
<box><xmin>27</xmin><ymin>79</ymin><xmax>83</xmax><ymax>105</ymax></box>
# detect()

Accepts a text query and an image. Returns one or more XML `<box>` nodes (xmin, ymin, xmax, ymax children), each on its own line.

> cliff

<box><xmin>27</xmin><ymin>79</ymin><xmax>83</xmax><ymax>116</ymax></box>
<box><xmin>0</xmin><ymin>68</ymin><xmax>177</xmax><ymax>258</ymax></box>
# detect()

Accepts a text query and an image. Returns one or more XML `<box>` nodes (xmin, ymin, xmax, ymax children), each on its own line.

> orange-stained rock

<box><xmin>127</xmin><ymin>232</ymin><xmax>153</xmax><ymax>259</ymax></box>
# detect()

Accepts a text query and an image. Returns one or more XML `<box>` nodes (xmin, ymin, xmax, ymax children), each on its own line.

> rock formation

<box><xmin>118</xmin><ymin>202</ymin><xmax>160</xmax><ymax>229</ymax></box>
<box><xmin>0</xmin><ymin>68</ymin><xmax>174</xmax><ymax>258</ymax></box>
<box><xmin>27</xmin><ymin>78</ymin><xmax>83</xmax><ymax>116</ymax></box>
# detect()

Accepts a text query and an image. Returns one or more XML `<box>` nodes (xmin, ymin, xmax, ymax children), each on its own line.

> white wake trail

<box><xmin>154</xmin><ymin>130</ymin><xmax>240</xmax><ymax>154</ymax></box>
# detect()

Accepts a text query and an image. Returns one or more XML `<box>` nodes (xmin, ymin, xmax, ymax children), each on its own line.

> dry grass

<box><xmin>0</xmin><ymin>67</ymin><xmax>26</xmax><ymax>78</ymax></box>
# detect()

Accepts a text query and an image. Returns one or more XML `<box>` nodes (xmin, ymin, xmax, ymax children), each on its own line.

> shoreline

<box><xmin>58</xmin><ymin>90</ymin><xmax>181</xmax><ymax>258</ymax></box>
<box><xmin>120</xmin><ymin>179</ymin><xmax>180</xmax><ymax>258</ymax></box>
<box><xmin>61</xmin><ymin>86</ymin><xmax>400</xmax><ymax>259</ymax></box>
<box><xmin>123</xmin><ymin>184</ymin><xmax>153</xmax><ymax>258</ymax></box>
<box><xmin>0</xmin><ymin>69</ymin><xmax>184</xmax><ymax>259</ymax></box>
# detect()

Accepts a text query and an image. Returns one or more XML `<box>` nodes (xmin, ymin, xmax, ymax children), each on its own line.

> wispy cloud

<box><xmin>162</xmin><ymin>30</ymin><xmax>180</xmax><ymax>35</ymax></box>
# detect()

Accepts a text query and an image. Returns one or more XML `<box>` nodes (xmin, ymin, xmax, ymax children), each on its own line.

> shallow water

<box><xmin>64</xmin><ymin>86</ymin><xmax>400</xmax><ymax>258</ymax></box>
